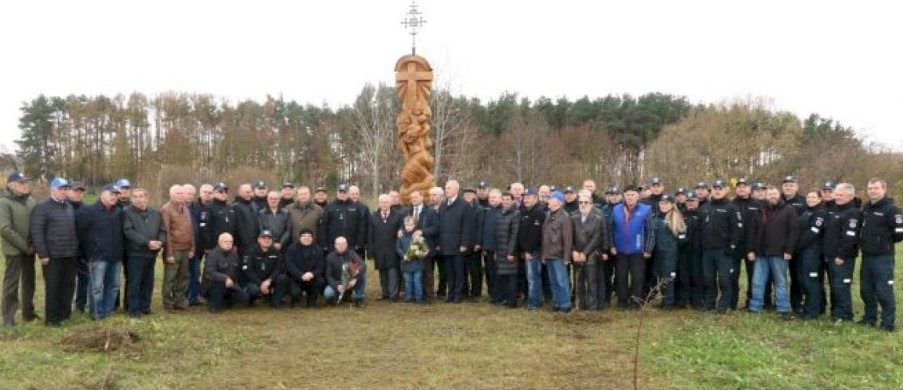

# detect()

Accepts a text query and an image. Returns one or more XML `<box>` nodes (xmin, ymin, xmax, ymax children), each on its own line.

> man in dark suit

<box><xmin>406</xmin><ymin>190</ymin><xmax>439</xmax><ymax>303</ymax></box>
<box><xmin>439</xmin><ymin>180</ymin><xmax>471</xmax><ymax>303</ymax></box>
<box><xmin>368</xmin><ymin>194</ymin><xmax>403</xmax><ymax>301</ymax></box>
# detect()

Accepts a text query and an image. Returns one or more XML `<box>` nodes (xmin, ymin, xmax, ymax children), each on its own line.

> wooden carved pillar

<box><xmin>395</xmin><ymin>55</ymin><xmax>435</xmax><ymax>205</ymax></box>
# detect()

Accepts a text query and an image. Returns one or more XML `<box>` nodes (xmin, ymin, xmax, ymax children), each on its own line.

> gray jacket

<box><xmin>122</xmin><ymin>205</ymin><xmax>167</xmax><ymax>258</ymax></box>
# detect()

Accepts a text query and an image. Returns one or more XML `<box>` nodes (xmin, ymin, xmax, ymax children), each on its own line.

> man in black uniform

<box><xmin>698</xmin><ymin>179</ymin><xmax>740</xmax><ymax>313</ymax></box>
<box><xmin>241</xmin><ymin>230</ymin><xmax>288</xmax><ymax>308</ymax></box>
<box><xmin>780</xmin><ymin>176</ymin><xmax>806</xmax><ymax>313</ymax></box>
<box><xmin>206</xmin><ymin>182</ymin><xmax>236</xmax><ymax>254</ymax></box>
<box><xmin>732</xmin><ymin>177</ymin><xmax>764</xmax><ymax>310</ymax></box>
<box><xmin>694</xmin><ymin>181</ymin><xmax>711</xmax><ymax>207</ymax></box>
<box><xmin>252</xmin><ymin>181</ymin><xmax>268</xmax><ymax>211</ymax></box>
<box><xmin>463</xmin><ymin>188</ymin><xmax>484</xmax><ymax>301</ymax></box>
<box><xmin>476</xmin><ymin>181</ymin><xmax>490</xmax><ymax>208</ymax></box>
<box><xmin>314</xmin><ymin>187</ymin><xmax>329</xmax><ymax>209</ymax></box>
<box><xmin>781</xmin><ymin>176</ymin><xmax>806</xmax><ymax>214</ymax></box>
<box><xmin>278</xmin><ymin>183</ymin><xmax>295</xmax><ymax>210</ymax></box>
<box><xmin>858</xmin><ymin>178</ymin><xmax>901</xmax><ymax>331</ymax></box>
<box><xmin>641</xmin><ymin>177</ymin><xmax>665</xmax><ymax>206</ymax></box>
<box><xmin>517</xmin><ymin>188</ymin><xmax>545</xmax><ymax>309</ymax></box>
<box><xmin>323</xmin><ymin>185</ymin><xmax>367</xmax><ymax>257</ymax></box>
<box><xmin>822</xmin><ymin>182</ymin><xmax>860</xmax><ymax>322</ymax></box>
<box><xmin>563</xmin><ymin>186</ymin><xmax>579</xmax><ymax>214</ymax></box>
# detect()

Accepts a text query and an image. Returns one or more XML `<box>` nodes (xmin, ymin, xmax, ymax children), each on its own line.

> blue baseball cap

<box><xmin>550</xmin><ymin>191</ymin><xmax>565</xmax><ymax>203</ymax></box>
<box><xmin>102</xmin><ymin>184</ymin><xmax>121</xmax><ymax>194</ymax></box>
<box><xmin>7</xmin><ymin>172</ymin><xmax>29</xmax><ymax>182</ymax></box>
<box><xmin>115</xmin><ymin>178</ymin><xmax>131</xmax><ymax>189</ymax></box>
<box><xmin>50</xmin><ymin>177</ymin><xmax>70</xmax><ymax>189</ymax></box>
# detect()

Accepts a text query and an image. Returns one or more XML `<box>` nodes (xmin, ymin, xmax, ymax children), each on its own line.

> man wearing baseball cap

<box><xmin>30</xmin><ymin>178</ymin><xmax>78</xmax><ymax>326</ymax></box>
<box><xmin>1</xmin><ymin>172</ymin><xmax>37</xmax><ymax>326</ymax></box>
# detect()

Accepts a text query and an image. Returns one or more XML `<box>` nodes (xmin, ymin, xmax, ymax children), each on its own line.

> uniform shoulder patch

<box><xmin>815</xmin><ymin>217</ymin><xmax>823</xmax><ymax>227</ymax></box>
<box><xmin>896</xmin><ymin>214</ymin><xmax>903</xmax><ymax>224</ymax></box>
<box><xmin>848</xmin><ymin>219</ymin><xmax>857</xmax><ymax>229</ymax></box>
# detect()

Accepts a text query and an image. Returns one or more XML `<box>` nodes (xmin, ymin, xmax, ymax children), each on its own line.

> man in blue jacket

<box><xmin>609</xmin><ymin>185</ymin><xmax>655</xmax><ymax>309</ymax></box>
<box><xmin>76</xmin><ymin>184</ymin><xmax>125</xmax><ymax>320</ymax></box>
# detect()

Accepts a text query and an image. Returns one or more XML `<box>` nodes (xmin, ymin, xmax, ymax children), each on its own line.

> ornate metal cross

<box><xmin>400</xmin><ymin>1</ymin><xmax>426</xmax><ymax>55</ymax></box>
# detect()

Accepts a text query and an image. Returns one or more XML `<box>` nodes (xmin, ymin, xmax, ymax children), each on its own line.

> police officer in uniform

<box><xmin>732</xmin><ymin>177</ymin><xmax>764</xmax><ymax>310</ymax></box>
<box><xmin>241</xmin><ymin>230</ymin><xmax>288</xmax><ymax>308</ymax></box>
<box><xmin>698</xmin><ymin>179</ymin><xmax>741</xmax><ymax>313</ymax></box>
<box><xmin>858</xmin><ymin>178</ymin><xmax>901</xmax><ymax>331</ymax></box>
<box><xmin>822</xmin><ymin>183</ymin><xmax>860</xmax><ymax>322</ymax></box>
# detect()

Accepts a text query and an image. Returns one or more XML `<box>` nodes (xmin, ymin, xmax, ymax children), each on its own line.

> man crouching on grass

<box><xmin>203</xmin><ymin>233</ymin><xmax>249</xmax><ymax>313</ymax></box>
<box><xmin>241</xmin><ymin>230</ymin><xmax>289</xmax><ymax>308</ymax></box>
<box><xmin>323</xmin><ymin>236</ymin><xmax>365</xmax><ymax>307</ymax></box>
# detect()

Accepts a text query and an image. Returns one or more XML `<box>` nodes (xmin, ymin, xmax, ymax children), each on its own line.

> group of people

<box><xmin>1</xmin><ymin>172</ymin><xmax>899</xmax><ymax>332</ymax></box>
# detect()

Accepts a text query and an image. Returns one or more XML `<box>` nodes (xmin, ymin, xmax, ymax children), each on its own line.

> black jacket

<box><xmin>367</xmin><ymin>210</ymin><xmax>403</xmax><ymax>270</ymax></box>
<box><xmin>516</xmin><ymin>204</ymin><xmax>545</xmax><ymax>254</ymax></box>
<box><xmin>438</xmin><ymin>197</ymin><xmax>471</xmax><ymax>256</ymax></box>
<box><xmin>232</xmin><ymin>197</ymin><xmax>260</xmax><ymax>253</ymax></box>
<box><xmin>466</xmin><ymin>202</ymin><xmax>484</xmax><ymax>251</ymax></box>
<box><xmin>284</xmin><ymin>242</ymin><xmax>325</xmax><ymax>281</ymax></box>
<box><xmin>406</xmin><ymin>204</ymin><xmax>439</xmax><ymax>249</ymax></box>
<box><xmin>241</xmin><ymin>245</ymin><xmax>283</xmax><ymax>284</ymax></box>
<box><xmin>323</xmin><ymin>199</ymin><xmax>367</xmax><ymax>249</ymax></box>
<box><xmin>746</xmin><ymin>201</ymin><xmax>799</xmax><ymax>257</ymax></box>
<box><xmin>30</xmin><ymin>198</ymin><xmax>79</xmax><ymax>259</ymax></box>
<box><xmin>795</xmin><ymin>205</ymin><xmax>826</xmax><ymax>252</ymax></box>
<box><xmin>122</xmin><ymin>205</ymin><xmax>167</xmax><ymax>258</ymax></box>
<box><xmin>822</xmin><ymin>202</ymin><xmax>861</xmax><ymax>259</ymax></box>
<box><xmin>859</xmin><ymin>197</ymin><xmax>903</xmax><ymax>256</ymax></box>
<box><xmin>206</xmin><ymin>199</ymin><xmax>236</xmax><ymax>249</ymax></box>
<box><xmin>325</xmin><ymin>250</ymin><xmax>362</xmax><ymax>290</ymax></box>
<box><xmin>732</xmin><ymin>196</ymin><xmax>760</xmax><ymax>248</ymax></box>
<box><xmin>495</xmin><ymin>206</ymin><xmax>520</xmax><ymax>275</ymax></box>
<box><xmin>76</xmin><ymin>201</ymin><xmax>125</xmax><ymax>262</ymax></box>
<box><xmin>258</xmin><ymin>207</ymin><xmax>291</xmax><ymax>249</ymax></box>
<box><xmin>699</xmin><ymin>197</ymin><xmax>741</xmax><ymax>252</ymax></box>
<box><xmin>783</xmin><ymin>194</ymin><xmax>806</xmax><ymax>215</ymax></box>
<box><xmin>204</xmin><ymin>247</ymin><xmax>240</xmax><ymax>283</ymax></box>
<box><xmin>683</xmin><ymin>208</ymin><xmax>703</xmax><ymax>250</ymax></box>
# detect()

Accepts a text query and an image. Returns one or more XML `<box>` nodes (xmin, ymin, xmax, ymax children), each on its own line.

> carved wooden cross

<box><xmin>397</xmin><ymin>61</ymin><xmax>432</xmax><ymax>104</ymax></box>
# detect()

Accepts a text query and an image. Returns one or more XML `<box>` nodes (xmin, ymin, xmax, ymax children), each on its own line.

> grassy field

<box><xmin>1</xmin><ymin>247</ymin><xmax>901</xmax><ymax>389</ymax></box>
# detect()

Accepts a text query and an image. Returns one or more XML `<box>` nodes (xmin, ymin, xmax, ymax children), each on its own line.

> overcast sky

<box><xmin>1</xmin><ymin>0</ymin><xmax>900</xmax><ymax>152</ymax></box>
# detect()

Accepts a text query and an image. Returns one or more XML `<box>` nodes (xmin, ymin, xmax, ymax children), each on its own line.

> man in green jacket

<box><xmin>1</xmin><ymin>172</ymin><xmax>37</xmax><ymax>326</ymax></box>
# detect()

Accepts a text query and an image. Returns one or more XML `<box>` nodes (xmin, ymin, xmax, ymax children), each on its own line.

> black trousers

<box><xmin>126</xmin><ymin>255</ymin><xmax>155</xmax><ymax>315</ymax></box>
<box><xmin>497</xmin><ymin>273</ymin><xmax>518</xmax><ymax>307</ymax></box>
<box><xmin>483</xmin><ymin>251</ymin><xmax>498</xmax><ymax>302</ymax></box>
<box><xmin>798</xmin><ymin>246</ymin><xmax>824</xmax><ymax>318</ymax></box>
<box><xmin>244</xmin><ymin>275</ymin><xmax>289</xmax><ymax>307</ymax></box>
<box><xmin>443</xmin><ymin>254</ymin><xmax>465</xmax><ymax>301</ymax></box>
<box><xmin>615</xmin><ymin>253</ymin><xmax>645</xmax><ymax>308</ymax></box>
<box><xmin>289</xmin><ymin>278</ymin><xmax>322</xmax><ymax>306</ymax></box>
<box><xmin>205</xmin><ymin>280</ymin><xmax>250</xmax><ymax>311</ymax></box>
<box><xmin>42</xmin><ymin>257</ymin><xmax>77</xmax><ymax>325</ymax></box>
<box><xmin>435</xmin><ymin>254</ymin><xmax>447</xmax><ymax>296</ymax></box>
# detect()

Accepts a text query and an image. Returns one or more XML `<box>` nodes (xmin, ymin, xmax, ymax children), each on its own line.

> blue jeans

<box><xmin>749</xmin><ymin>255</ymin><xmax>790</xmax><ymax>313</ymax></box>
<box><xmin>525</xmin><ymin>254</ymin><xmax>543</xmax><ymax>308</ymax></box>
<box><xmin>404</xmin><ymin>270</ymin><xmax>423</xmax><ymax>302</ymax></box>
<box><xmin>88</xmin><ymin>260</ymin><xmax>121</xmax><ymax>319</ymax></box>
<box><xmin>545</xmin><ymin>259</ymin><xmax>571</xmax><ymax>310</ymax></box>
<box><xmin>323</xmin><ymin>267</ymin><xmax>367</xmax><ymax>303</ymax></box>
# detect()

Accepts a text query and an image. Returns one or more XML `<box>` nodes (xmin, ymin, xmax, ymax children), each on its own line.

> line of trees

<box><xmin>11</xmin><ymin>87</ymin><xmax>902</xmax><ymax>203</ymax></box>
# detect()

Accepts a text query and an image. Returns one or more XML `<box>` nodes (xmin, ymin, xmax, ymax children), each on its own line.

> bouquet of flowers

<box><xmin>403</xmin><ymin>235</ymin><xmax>429</xmax><ymax>262</ymax></box>
<box><xmin>337</xmin><ymin>257</ymin><xmax>362</xmax><ymax>304</ymax></box>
